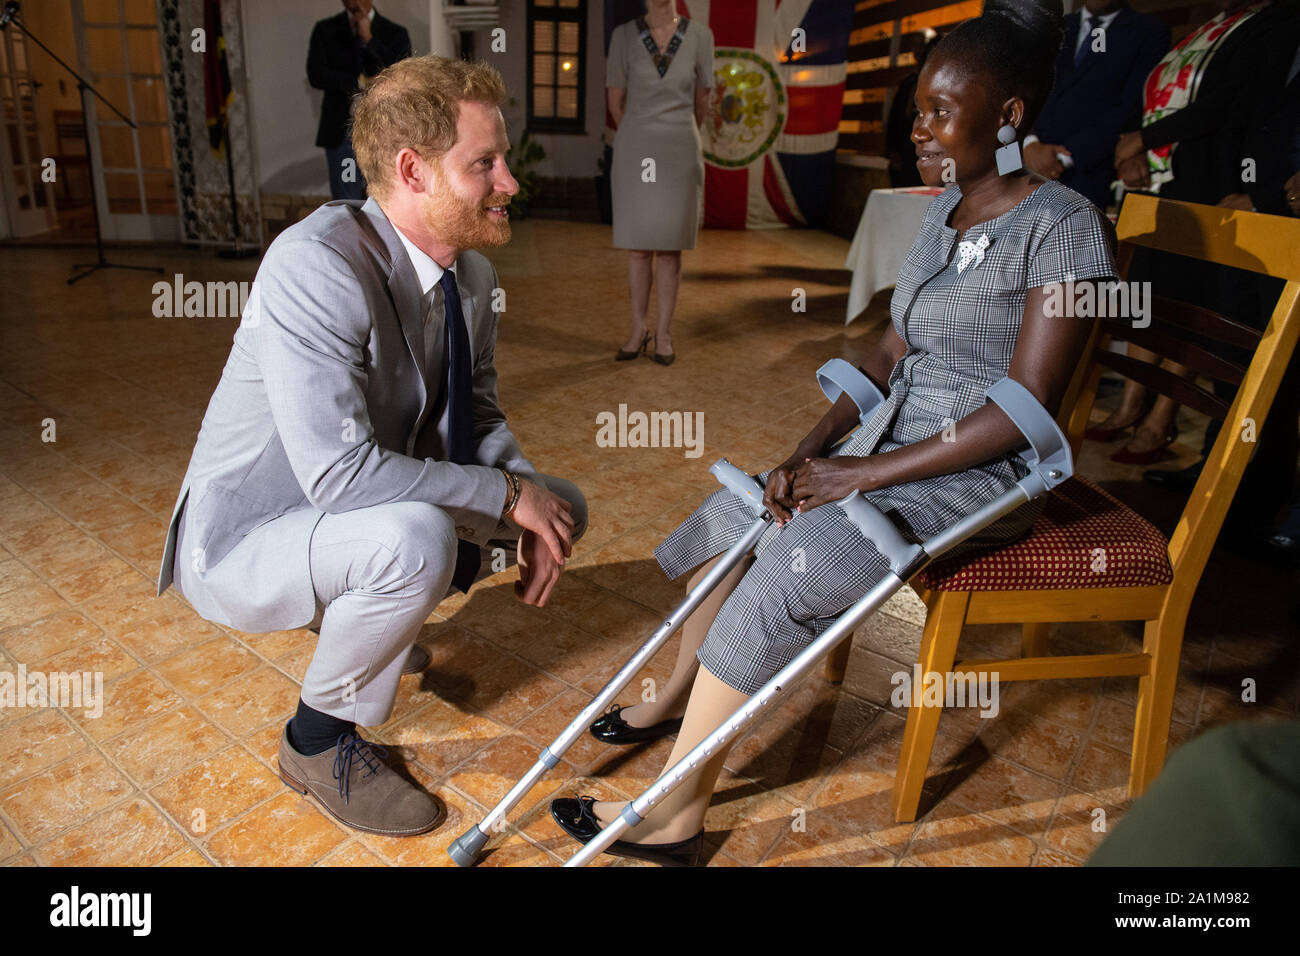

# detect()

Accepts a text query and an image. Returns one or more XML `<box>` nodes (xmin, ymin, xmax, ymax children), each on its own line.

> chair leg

<box><xmin>824</xmin><ymin>630</ymin><xmax>854</xmax><ymax>683</ymax></box>
<box><xmin>1130</xmin><ymin>613</ymin><xmax>1185</xmax><ymax>797</ymax></box>
<box><xmin>891</xmin><ymin>590</ymin><xmax>970</xmax><ymax>823</ymax></box>
<box><xmin>1021</xmin><ymin>622</ymin><xmax>1050</xmax><ymax>658</ymax></box>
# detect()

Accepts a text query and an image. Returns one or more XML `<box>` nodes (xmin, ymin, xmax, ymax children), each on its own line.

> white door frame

<box><xmin>71</xmin><ymin>0</ymin><xmax>179</xmax><ymax>242</ymax></box>
<box><xmin>0</xmin><ymin>22</ymin><xmax>57</xmax><ymax>238</ymax></box>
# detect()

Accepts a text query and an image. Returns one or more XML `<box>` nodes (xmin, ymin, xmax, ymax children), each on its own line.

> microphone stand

<box><xmin>2</xmin><ymin>2</ymin><xmax>163</xmax><ymax>284</ymax></box>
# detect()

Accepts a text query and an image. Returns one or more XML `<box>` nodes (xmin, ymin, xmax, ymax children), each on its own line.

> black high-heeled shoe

<box><xmin>550</xmin><ymin>796</ymin><xmax>703</xmax><ymax>867</ymax></box>
<box><xmin>589</xmin><ymin>704</ymin><xmax>683</xmax><ymax>745</ymax></box>
<box><xmin>615</xmin><ymin>331</ymin><xmax>651</xmax><ymax>361</ymax></box>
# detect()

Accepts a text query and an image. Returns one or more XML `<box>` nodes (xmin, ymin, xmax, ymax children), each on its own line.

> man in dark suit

<box><xmin>1024</xmin><ymin>0</ymin><xmax>1169</xmax><ymax>210</ymax></box>
<box><xmin>307</xmin><ymin>0</ymin><xmax>412</xmax><ymax>199</ymax></box>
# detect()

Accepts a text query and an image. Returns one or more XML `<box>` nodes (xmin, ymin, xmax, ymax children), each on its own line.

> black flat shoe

<box><xmin>589</xmin><ymin>704</ymin><xmax>683</xmax><ymax>745</ymax></box>
<box><xmin>550</xmin><ymin>796</ymin><xmax>703</xmax><ymax>867</ymax></box>
<box><xmin>1143</xmin><ymin>461</ymin><xmax>1203</xmax><ymax>493</ymax></box>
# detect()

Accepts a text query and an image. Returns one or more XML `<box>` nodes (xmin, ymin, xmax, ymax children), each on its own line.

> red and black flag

<box><xmin>203</xmin><ymin>0</ymin><xmax>233</xmax><ymax>154</ymax></box>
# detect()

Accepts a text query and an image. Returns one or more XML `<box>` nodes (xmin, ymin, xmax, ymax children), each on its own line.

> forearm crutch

<box><xmin>564</xmin><ymin>374</ymin><xmax>1072</xmax><ymax>866</ymax></box>
<box><xmin>448</xmin><ymin>360</ymin><xmax>886</xmax><ymax>866</ymax></box>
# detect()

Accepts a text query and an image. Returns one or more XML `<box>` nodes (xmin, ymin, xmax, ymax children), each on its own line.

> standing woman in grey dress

<box><xmin>607</xmin><ymin>0</ymin><xmax>715</xmax><ymax>364</ymax></box>
<box><xmin>552</xmin><ymin>0</ymin><xmax>1119</xmax><ymax>865</ymax></box>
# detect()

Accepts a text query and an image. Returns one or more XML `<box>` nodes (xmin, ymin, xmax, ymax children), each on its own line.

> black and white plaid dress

<box><xmin>654</xmin><ymin>180</ymin><xmax>1119</xmax><ymax>694</ymax></box>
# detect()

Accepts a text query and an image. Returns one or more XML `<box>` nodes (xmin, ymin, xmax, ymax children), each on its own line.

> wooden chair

<box><xmin>823</xmin><ymin>193</ymin><xmax>1300</xmax><ymax>823</ymax></box>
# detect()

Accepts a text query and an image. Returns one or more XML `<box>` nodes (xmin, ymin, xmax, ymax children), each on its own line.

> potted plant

<box><xmin>507</xmin><ymin>130</ymin><xmax>545</xmax><ymax>220</ymax></box>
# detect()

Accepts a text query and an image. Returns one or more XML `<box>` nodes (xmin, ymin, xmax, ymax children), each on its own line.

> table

<box><xmin>844</xmin><ymin>186</ymin><xmax>945</xmax><ymax>325</ymax></box>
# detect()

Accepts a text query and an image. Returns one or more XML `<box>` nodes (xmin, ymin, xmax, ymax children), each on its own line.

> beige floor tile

<box><xmin>0</xmin><ymin>749</ymin><xmax>134</xmax><ymax>843</ymax></box>
<box><xmin>37</xmin><ymin>634</ymin><xmax>140</xmax><ymax>683</ymax></box>
<box><xmin>941</xmin><ymin>756</ymin><xmax>1064</xmax><ymax>840</ymax></box>
<box><xmin>0</xmin><ymin>709</ymin><xmax>91</xmax><ymax>789</ymax></box>
<box><xmin>0</xmin><ymin>581</ymin><xmax>70</xmax><ymax>630</ymax></box>
<box><xmin>0</xmin><ymin>817</ymin><xmax>23</xmax><ymax>859</ymax></box>
<box><xmin>153</xmin><ymin>636</ymin><xmax>261</xmax><ymax>699</ymax></box>
<box><xmin>0</xmin><ymin>609</ymin><xmax>103</xmax><ymax>664</ymax></box>
<box><xmin>419</xmin><ymin>632</ymin><xmax>568</xmax><ymax>726</ymax></box>
<box><xmin>978</xmin><ymin>711</ymin><xmax>1085</xmax><ymax>782</ymax></box>
<box><xmin>150</xmin><ymin>746</ymin><xmax>282</xmax><ymax>837</ymax></box>
<box><xmin>103</xmin><ymin>705</ymin><xmax>233</xmax><ymax>788</ymax></box>
<box><xmin>761</xmin><ymin>812</ymin><xmax>899</xmax><ymax>867</ymax></box>
<box><xmin>903</xmin><ymin>803</ymin><xmax>1038</xmax><ymax>866</ymax></box>
<box><xmin>315</xmin><ymin>840</ymin><xmax>390</xmax><ymax>866</ymax></box>
<box><xmin>33</xmin><ymin>798</ymin><xmax>187</xmax><ymax>866</ymax></box>
<box><xmin>196</xmin><ymin>666</ymin><xmax>299</xmax><ymax>736</ymax></box>
<box><xmin>113</xmin><ymin>611</ymin><xmax>227</xmax><ymax>665</ymax></box>
<box><xmin>1043</xmin><ymin>790</ymin><xmax>1129</xmax><ymax>862</ymax></box>
<box><xmin>68</xmin><ymin>667</ymin><xmax>181</xmax><ymax>741</ymax></box>
<box><xmin>205</xmin><ymin>791</ymin><xmax>348</xmax><ymax>865</ymax></box>
<box><xmin>160</xmin><ymin>848</ymin><xmax>213</xmax><ymax>866</ymax></box>
<box><xmin>377</xmin><ymin>696</ymin><xmax>511</xmax><ymax>780</ymax></box>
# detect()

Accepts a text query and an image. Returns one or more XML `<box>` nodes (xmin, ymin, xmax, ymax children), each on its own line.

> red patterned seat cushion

<box><xmin>916</xmin><ymin>476</ymin><xmax>1174</xmax><ymax>592</ymax></box>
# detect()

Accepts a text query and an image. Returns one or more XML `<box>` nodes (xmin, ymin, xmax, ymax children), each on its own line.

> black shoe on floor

<box><xmin>589</xmin><ymin>704</ymin><xmax>683</xmax><ymax>745</ymax></box>
<box><xmin>1143</xmin><ymin>461</ymin><xmax>1204</xmax><ymax>493</ymax></box>
<box><xmin>550</xmin><ymin>796</ymin><xmax>703</xmax><ymax>867</ymax></box>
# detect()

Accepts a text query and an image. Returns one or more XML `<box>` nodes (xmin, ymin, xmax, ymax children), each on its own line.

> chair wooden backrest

<box><xmin>1069</xmin><ymin>194</ymin><xmax>1300</xmax><ymax>583</ymax></box>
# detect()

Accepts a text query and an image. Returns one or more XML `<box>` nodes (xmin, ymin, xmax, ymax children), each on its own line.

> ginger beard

<box><xmin>421</xmin><ymin>156</ymin><xmax>512</xmax><ymax>250</ymax></box>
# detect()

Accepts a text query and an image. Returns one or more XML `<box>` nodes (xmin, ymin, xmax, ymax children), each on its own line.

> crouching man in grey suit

<box><xmin>156</xmin><ymin>56</ymin><xmax>585</xmax><ymax>837</ymax></box>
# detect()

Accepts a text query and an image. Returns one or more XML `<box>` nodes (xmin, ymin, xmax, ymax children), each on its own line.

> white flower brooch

<box><xmin>956</xmin><ymin>233</ymin><xmax>992</xmax><ymax>274</ymax></box>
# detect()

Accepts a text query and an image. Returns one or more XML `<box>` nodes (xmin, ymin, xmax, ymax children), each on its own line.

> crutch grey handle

<box><xmin>710</xmin><ymin>459</ymin><xmax>767</xmax><ymax>515</ymax></box>
<box><xmin>837</xmin><ymin>493</ymin><xmax>923</xmax><ymax>573</ymax></box>
<box><xmin>984</xmin><ymin>377</ymin><xmax>1073</xmax><ymax>496</ymax></box>
<box><xmin>817</xmin><ymin>358</ymin><xmax>886</xmax><ymax>423</ymax></box>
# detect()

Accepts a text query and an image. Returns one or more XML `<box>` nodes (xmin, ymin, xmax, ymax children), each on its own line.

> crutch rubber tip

<box><xmin>448</xmin><ymin>826</ymin><xmax>490</xmax><ymax>867</ymax></box>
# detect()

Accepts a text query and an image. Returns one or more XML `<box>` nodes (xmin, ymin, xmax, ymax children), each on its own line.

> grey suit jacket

<box><xmin>156</xmin><ymin>197</ymin><xmax>535</xmax><ymax>632</ymax></box>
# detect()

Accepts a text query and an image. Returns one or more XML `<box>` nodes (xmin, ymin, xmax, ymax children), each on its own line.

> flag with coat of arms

<box><xmin>605</xmin><ymin>0</ymin><xmax>854</xmax><ymax>229</ymax></box>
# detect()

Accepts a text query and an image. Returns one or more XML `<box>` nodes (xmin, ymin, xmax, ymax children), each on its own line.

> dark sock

<box><xmin>288</xmin><ymin>699</ymin><xmax>355</xmax><ymax>756</ymax></box>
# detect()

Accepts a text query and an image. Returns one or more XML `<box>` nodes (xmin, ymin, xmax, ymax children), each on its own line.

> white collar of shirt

<box><xmin>1077</xmin><ymin>8</ymin><xmax>1121</xmax><ymax>50</ymax></box>
<box><xmin>368</xmin><ymin>8</ymin><xmax>376</xmax><ymax>21</ymax></box>
<box><xmin>393</xmin><ymin>224</ymin><xmax>456</xmax><ymax>300</ymax></box>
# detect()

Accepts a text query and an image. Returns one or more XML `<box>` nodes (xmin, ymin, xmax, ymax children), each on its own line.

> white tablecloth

<box><xmin>844</xmin><ymin>186</ymin><xmax>943</xmax><ymax>325</ymax></box>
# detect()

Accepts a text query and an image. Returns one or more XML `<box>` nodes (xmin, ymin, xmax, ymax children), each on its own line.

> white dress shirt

<box><xmin>1075</xmin><ymin>7</ymin><xmax>1121</xmax><ymax>57</ymax></box>
<box><xmin>393</xmin><ymin>224</ymin><xmax>460</xmax><ymax>456</ymax></box>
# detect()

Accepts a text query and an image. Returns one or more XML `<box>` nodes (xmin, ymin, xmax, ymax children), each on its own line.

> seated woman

<box><xmin>551</xmin><ymin>0</ymin><xmax>1118</xmax><ymax>866</ymax></box>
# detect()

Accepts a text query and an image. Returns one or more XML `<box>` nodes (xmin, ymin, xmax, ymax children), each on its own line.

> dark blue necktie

<box><xmin>1076</xmin><ymin>15</ymin><xmax>1097</xmax><ymax>68</ymax></box>
<box><xmin>439</xmin><ymin>268</ymin><xmax>483</xmax><ymax>593</ymax></box>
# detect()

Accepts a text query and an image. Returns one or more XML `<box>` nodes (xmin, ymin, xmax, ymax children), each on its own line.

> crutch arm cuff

<box><xmin>817</xmin><ymin>359</ymin><xmax>886</xmax><ymax>423</ymax></box>
<box><xmin>984</xmin><ymin>377</ymin><xmax>1073</xmax><ymax>491</ymax></box>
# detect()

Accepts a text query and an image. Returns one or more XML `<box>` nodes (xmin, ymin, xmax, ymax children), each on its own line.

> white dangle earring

<box><xmin>995</xmin><ymin>124</ymin><xmax>1023</xmax><ymax>176</ymax></box>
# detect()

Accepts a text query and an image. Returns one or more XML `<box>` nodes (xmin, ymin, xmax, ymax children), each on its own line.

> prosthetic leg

<box><xmin>451</xmin><ymin>361</ymin><xmax>1071</xmax><ymax>867</ymax></box>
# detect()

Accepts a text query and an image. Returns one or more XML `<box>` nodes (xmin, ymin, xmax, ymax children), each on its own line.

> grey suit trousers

<box><xmin>174</xmin><ymin>473</ymin><xmax>586</xmax><ymax>726</ymax></box>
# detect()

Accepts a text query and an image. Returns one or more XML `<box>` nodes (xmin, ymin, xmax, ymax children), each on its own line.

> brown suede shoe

<box><xmin>278</xmin><ymin>725</ymin><xmax>445</xmax><ymax>837</ymax></box>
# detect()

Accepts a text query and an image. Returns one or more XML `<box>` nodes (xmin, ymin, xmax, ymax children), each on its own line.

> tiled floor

<box><xmin>1</xmin><ymin>220</ymin><xmax>1296</xmax><ymax>867</ymax></box>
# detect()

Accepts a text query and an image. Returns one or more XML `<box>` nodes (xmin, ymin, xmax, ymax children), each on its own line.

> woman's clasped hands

<box><xmin>763</xmin><ymin>454</ymin><xmax>872</xmax><ymax>526</ymax></box>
